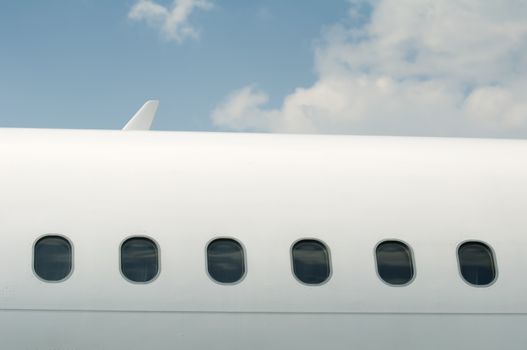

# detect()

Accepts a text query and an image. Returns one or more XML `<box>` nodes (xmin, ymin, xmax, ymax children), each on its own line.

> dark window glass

<box><xmin>376</xmin><ymin>241</ymin><xmax>414</xmax><ymax>285</ymax></box>
<box><xmin>121</xmin><ymin>237</ymin><xmax>159</xmax><ymax>283</ymax></box>
<box><xmin>458</xmin><ymin>242</ymin><xmax>496</xmax><ymax>286</ymax></box>
<box><xmin>34</xmin><ymin>236</ymin><xmax>72</xmax><ymax>281</ymax></box>
<box><xmin>207</xmin><ymin>239</ymin><xmax>245</xmax><ymax>283</ymax></box>
<box><xmin>292</xmin><ymin>240</ymin><xmax>331</xmax><ymax>284</ymax></box>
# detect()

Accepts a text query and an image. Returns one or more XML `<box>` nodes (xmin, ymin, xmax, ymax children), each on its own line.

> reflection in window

<box><xmin>207</xmin><ymin>239</ymin><xmax>245</xmax><ymax>283</ymax></box>
<box><xmin>121</xmin><ymin>237</ymin><xmax>159</xmax><ymax>283</ymax></box>
<box><xmin>376</xmin><ymin>241</ymin><xmax>414</xmax><ymax>285</ymax></box>
<box><xmin>34</xmin><ymin>236</ymin><xmax>72</xmax><ymax>281</ymax></box>
<box><xmin>292</xmin><ymin>239</ymin><xmax>331</xmax><ymax>285</ymax></box>
<box><xmin>458</xmin><ymin>242</ymin><xmax>496</xmax><ymax>286</ymax></box>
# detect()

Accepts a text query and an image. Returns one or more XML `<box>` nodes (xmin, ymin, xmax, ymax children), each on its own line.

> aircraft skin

<box><xmin>0</xmin><ymin>126</ymin><xmax>525</xmax><ymax>349</ymax></box>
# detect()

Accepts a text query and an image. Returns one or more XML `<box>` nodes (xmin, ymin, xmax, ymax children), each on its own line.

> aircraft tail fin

<box><xmin>122</xmin><ymin>100</ymin><xmax>159</xmax><ymax>131</ymax></box>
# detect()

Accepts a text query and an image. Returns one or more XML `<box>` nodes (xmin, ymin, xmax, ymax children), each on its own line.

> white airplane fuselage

<box><xmin>0</xmin><ymin>128</ymin><xmax>525</xmax><ymax>349</ymax></box>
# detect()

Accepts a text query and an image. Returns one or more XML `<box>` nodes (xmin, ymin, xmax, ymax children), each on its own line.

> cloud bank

<box><xmin>212</xmin><ymin>0</ymin><xmax>527</xmax><ymax>136</ymax></box>
<box><xmin>129</xmin><ymin>0</ymin><xmax>212</xmax><ymax>43</ymax></box>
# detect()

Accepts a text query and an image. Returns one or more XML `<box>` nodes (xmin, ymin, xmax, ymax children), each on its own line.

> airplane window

<box><xmin>34</xmin><ymin>235</ymin><xmax>72</xmax><ymax>282</ymax></box>
<box><xmin>292</xmin><ymin>239</ymin><xmax>331</xmax><ymax>285</ymax></box>
<box><xmin>207</xmin><ymin>238</ymin><xmax>245</xmax><ymax>283</ymax></box>
<box><xmin>376</xmin><ymin>241</ymin><xmax>414</xmax><ymax>285</ymax></box>
<box><xmin>458</xmin><ymin>241</ymin><xmax>496</xmax><ymax>286</ymax></box>
<box><xmin>121</xmin><ymin>237</ymin><xmax>159</xmax><ymax>283</ymax></box>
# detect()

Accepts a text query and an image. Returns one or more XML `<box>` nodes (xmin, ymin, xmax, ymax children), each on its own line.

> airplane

<box><xmin>0</xmin><ymin>100</ymin><xmax>524</xmax><ymax>349</ymax></box>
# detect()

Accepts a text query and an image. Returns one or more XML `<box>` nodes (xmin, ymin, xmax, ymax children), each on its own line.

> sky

<box><xmin>1</xmin><ymin>0</ymin><xmax>527</xmax><ymax>138</ymax></box>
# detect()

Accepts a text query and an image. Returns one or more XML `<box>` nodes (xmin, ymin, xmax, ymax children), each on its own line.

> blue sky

<box><xmin>1</xmin><ymin>1</ymin><xmax>526</xmax><ymax>137</ymax></box>
<box><xmin>0</xmin><ymin>1</ymin><xmax>347</xmax><ymax>130</ymax></box>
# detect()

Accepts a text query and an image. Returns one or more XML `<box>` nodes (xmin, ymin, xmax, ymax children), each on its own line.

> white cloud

<box><xmin>129</xmin><ymin>0</ymin><xmax>213</xmax><ymax>43</ymax></box>
<box><xmin>212</xmin><ymin>0</ymin><xmax>527</xmax><ymax>136</ymax></box>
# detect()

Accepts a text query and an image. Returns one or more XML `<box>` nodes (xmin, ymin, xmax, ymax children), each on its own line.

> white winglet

<box><xmin>122</xmin><ymin>100</ymin><xmax>159</xmax><ymax>131</ymax></box>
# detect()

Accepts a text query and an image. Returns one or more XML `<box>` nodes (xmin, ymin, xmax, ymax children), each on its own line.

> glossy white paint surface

<box><xmin>0</xmin><ymin>128</ymin><xmax>525</xmax><ymax>349</ymax></box>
